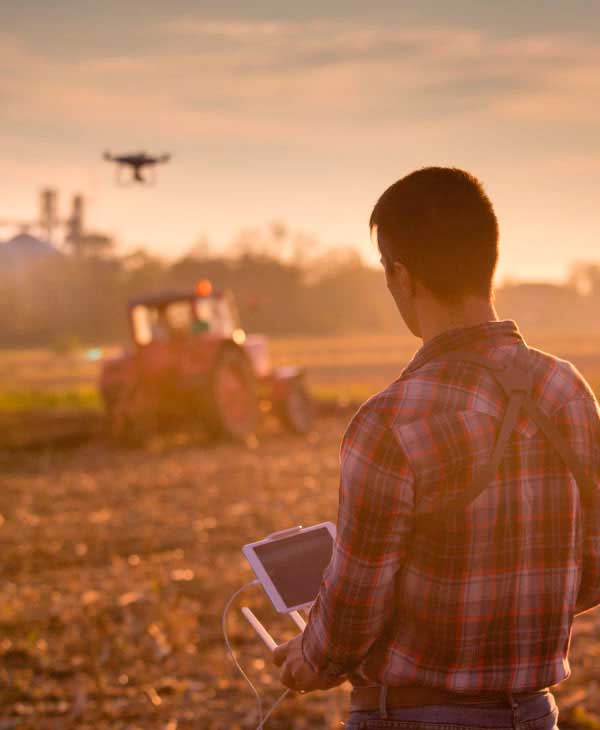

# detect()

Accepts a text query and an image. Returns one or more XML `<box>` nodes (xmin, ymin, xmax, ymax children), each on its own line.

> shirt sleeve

<box><xmin>574</xmin><ymin>396</ymin><xmax>600</xmax><ymax>616</ymax></box>
<box><xmin>301</xmin><ymin>404</ymin><xmax>415</xmax><ymax>678</ymax></box>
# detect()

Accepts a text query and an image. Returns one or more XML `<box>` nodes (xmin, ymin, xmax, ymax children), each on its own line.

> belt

<box><xmin>350</xmin><ymin>685</ymin><xmax>549</xmax><ymax>712</ymax></box>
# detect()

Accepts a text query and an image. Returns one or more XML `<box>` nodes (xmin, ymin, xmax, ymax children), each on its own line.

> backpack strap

<box><xmin>521</xmin><ymin>395</ymin><xmax>595</xmax><ymax>510</ymax></box>
<box><xmin>414</xmin><ymin>342</ymin><xmax>593</xmax><ymax>529</ymax></box>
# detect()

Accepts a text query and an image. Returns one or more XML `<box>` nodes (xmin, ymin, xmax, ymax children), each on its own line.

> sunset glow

<box><xmin>2</xmin><ymin>1</ymin><xmax>600</xmax><ymax>281</ymax></box>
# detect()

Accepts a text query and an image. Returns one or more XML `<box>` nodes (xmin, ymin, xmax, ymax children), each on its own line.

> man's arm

<box><xmin>576</xmin><ymin>529</ymin><xmax>600</xmax><ymax>616</ymax></box>
<box><xmin>575</xmin><ymin>399</ymin><xmax>600</xmax><ymax>614</ymax></box>
<box><xmin>560</xmin><ymin>392</ymin><xmax>600</xmax><ymax>615</ymax></box>
<box><xmin>301</xmin><ymin>404</ymin><xmax>414</xmax><ymax>678</ymax></box>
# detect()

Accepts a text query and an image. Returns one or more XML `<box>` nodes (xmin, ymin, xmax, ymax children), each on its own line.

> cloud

<box><xmin>3</xmin><ymin>19</ymin><xmax>600</xmax><ymax>157</ymax></box>
<box><xmin>167</xmin><ymin>19</ymin><xmax>285</xmax><ymax>40</ymax></box>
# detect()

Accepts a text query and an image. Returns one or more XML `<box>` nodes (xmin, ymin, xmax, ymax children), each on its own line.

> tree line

<box><xmin>1</xmin><ymin>224</ymin><xmax>599</xmax><ymax>348</ymax></box>
<box><xmin>0</xmin><ymin>245</ymin><xmax>399</xmax><ymax>348</ymax></box>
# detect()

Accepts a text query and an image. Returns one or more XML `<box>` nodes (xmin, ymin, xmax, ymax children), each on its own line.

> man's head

<box><xmin>370</xmin><ymin>167</ymin><xmax>499</xmax><ymax>336</ymax></box>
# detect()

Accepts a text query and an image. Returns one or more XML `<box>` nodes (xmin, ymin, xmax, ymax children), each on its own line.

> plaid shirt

<box><xmin>302</xmin><ymin>320</ymin><xmax>600</xmax><ymax>692</ymax></box>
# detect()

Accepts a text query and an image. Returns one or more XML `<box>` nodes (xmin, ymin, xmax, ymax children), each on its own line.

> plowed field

<box><xmin>1</xmin><ymin>414</ymin><xmax>599</xmax><ymax>729</ymax></box>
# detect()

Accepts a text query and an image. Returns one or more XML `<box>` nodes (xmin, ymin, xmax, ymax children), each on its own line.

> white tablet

<box><xmin>242</xmin><ymin>522</ymin><xmax>336</xmax><ymax>613</ymax></box>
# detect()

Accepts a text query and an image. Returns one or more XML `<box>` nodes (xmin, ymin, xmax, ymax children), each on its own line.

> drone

<box><xmin>103</xmin><ymin>151</ymin><xmax>171</xmax><ymax>185</ymax></box>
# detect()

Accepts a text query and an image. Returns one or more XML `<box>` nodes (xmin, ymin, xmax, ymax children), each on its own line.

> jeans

<box><xmin>344</xmin><ymin>690</ymin><xmax>559</xmax><ymax>730</ymax></box>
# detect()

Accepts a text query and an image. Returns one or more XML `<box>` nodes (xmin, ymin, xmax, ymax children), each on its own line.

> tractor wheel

<box><xmin>205</xmin><ymin>347</ymin><xmax>259</xmax><ymax>441</ymax></box>
<box><xmin>278</xmin><ymin>379</ymin><xmax>314</xmax><ymax>435</ymax></box>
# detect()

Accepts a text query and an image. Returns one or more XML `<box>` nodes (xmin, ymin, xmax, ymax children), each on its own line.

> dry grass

<box><xmin>0</xmin><ymin>419</ymin><xmax>352</xmax><ymax>729</ymax></box>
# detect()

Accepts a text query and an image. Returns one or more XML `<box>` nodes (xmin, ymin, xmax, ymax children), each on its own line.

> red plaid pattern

<box><xmin>302</xmin><ymin>320</ymin><xmax>600</xmax><ymax>692</ymax></box>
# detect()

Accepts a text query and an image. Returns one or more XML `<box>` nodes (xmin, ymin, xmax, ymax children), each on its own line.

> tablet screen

<box><xmin>253</xmin><ymin>527</ymin><xmax>334</xmax><ymax>608</ymax></box>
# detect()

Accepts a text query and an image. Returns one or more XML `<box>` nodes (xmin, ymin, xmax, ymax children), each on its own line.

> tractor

<box><xmin>99</xmin><ymin>281</ymin><xmax>314</xmax><ymax>442</ymax></box>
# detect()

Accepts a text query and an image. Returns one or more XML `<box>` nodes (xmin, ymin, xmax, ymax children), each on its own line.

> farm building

<box><xmin>0</xmin><ymin>233</ymin><xmax>62</xmax><ymax>272</ymax></box>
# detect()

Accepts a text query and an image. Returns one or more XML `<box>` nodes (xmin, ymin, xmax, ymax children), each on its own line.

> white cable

<box><xmin>256</xmin><ymin>688</ymin><xmax>291</xmax><ymax>730</ymax></box>
<box><xmin>222</xmin><ymin>580</ymin><xmax>264</xmax><ymax>726</ymax></box>
<box><xmin>222</xmin><ymin>580</ymin><xmax>294</xmax><ymax>730</ymax></box>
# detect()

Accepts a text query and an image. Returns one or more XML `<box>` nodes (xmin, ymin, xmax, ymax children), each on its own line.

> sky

<box><xmin>2</xmin><ymin>1</ymin><xmax>600</xmax><ymax>281</ymax></box>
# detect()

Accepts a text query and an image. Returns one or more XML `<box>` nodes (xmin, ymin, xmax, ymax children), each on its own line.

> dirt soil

<box><xmin>1</xmin><ymin>416</ymin><xmax>599</xmax><ymax>730</ymax></box>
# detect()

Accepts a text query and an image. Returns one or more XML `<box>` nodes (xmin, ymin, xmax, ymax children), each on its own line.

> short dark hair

<box><xmin>370</xmin><ymin>167</ymin><xmax>498</xmax><ymax>302</ymax></box>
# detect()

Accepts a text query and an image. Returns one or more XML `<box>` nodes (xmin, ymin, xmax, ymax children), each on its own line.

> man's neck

<box><xmin>418</xmin><ymin>296</ymin><xmax>499</xmax><ymax>344</ymax></box>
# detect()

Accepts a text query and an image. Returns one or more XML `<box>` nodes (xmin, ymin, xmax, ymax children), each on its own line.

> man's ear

<box><xmin>393</xmin><ymin>261</ymin><xmax>416</xmax><ymax>297</ymax></box>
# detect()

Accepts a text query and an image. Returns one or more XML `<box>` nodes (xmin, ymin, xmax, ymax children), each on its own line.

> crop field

<box><xmin>2</xmin><ymin>329</ymin><xmax>600</xmax><ymax>415</ymax></box>
<box><xmin>1</xmin><ymin>332</ymin><xmax>600</xmax><ymax>729</ymax></box>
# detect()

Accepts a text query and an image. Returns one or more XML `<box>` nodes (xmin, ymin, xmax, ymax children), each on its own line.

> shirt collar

<box><xmin>403</xmin><ymin>319</ymin><xmax>523</xmax><ymax>375</ymax></box>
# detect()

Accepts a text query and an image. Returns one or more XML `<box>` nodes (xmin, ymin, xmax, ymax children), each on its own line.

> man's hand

<box><xmin>272</xmin><ymin>634</ymin><xmax>347</xmax><ymax>693</ymax></box>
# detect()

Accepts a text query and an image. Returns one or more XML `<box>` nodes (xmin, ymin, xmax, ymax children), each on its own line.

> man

<box><xmin>274</xmin><ymin>167</ymin><xmax>600</xmax><ymax>730</ymax></box>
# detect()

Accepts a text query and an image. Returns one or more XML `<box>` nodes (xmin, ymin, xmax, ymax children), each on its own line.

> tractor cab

<box><xmin>129</xmin><ymin>281</ymin><xmax>244</xmax><ymax>347</ymax></box>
